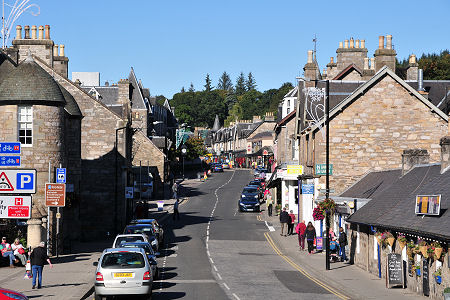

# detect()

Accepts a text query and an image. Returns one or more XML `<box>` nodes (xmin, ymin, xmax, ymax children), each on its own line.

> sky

<box><xmin>9</xmin><ymin>0</ymin><xmax>450</xmax><ymax>98</ymax></box>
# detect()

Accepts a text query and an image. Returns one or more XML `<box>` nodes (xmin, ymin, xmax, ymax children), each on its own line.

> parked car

<box><xmin>239</xmin><ymin>186</ymin><xmax>261</xmax><ymax>212</ymax></box>
<box><xmin>247</xmin><ymin>181</ymin><xmax>263</xmax><ymax>198</ymax></box>
<box><xmin>222</xmin><ymin>163</ymin><xmax>230</xmax><ymax>169</ymax></box>
<box><xmin>130</xmin><ymin>219</ymin><xmax>164</xmax><ymax>245</ymax></box>
<box><xmin>112</xmin><ymin>233</ymin><xmax>150</xmax><ymax>248</ymax></box>
<box><xmin>214</xmin><ymin>164</ymin><xmax>224</xmax><ymax>172</ymax></box>
<box><xmin>123</xmin><ymin>225</ymin><xmax>159</xmax><ymax>251</ymax></box>
<box><xmin>254</xmin><ymin>167</ymin><xmax>268</xmax><ymax>177</ymax></box>
<box><xmin>94</xmin><ymin>248</ymin><xmax>153</xmax><ymax>300</ymax></box>
<box><xmin>120</xmin><ymin>242</ymin><xmax>159</xmax><ymax>279</ymax></box>
<box><xmin>0</xmin><ymin>288</ymin><xmax>28</xmax><ymax>300</ymax></box>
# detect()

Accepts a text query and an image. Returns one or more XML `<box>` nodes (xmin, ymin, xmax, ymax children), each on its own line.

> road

<box><xmin>153</xmin><ymin>169</ymin><xmax>339</xmax><ymax>300</ymax></box>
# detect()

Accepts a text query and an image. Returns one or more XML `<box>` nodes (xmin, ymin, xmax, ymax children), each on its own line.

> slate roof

<box><xmin>406</xmin><ymin>80</ymin><xmax>450</xmax><ymax>114</ymax></box>
<box><xmin>0</xmin><ymin>54</ymin><xmax>65</xmax><ymax>104</ymax></box>
<box><xmin>0</xmin><ymin>52</ymin><xmax>17</xmax><ymax>85</ymax></box>
<box><xmin>248</xmin><ymin>131</ymin><xmax>273</xmax><ymax>141</ymax></box>
<box><xmin>346</xmin><ymin>164</ymin><xmax>450</xmax><ymax>240</ymax></box>
<box><xmin>58</xmin><ymin>84</ymin><xmax>82</xmax><ymax>117</ymax></box>
<box><xmin>340</xmin><ymin>169</ymin><xmax>402</xmax><ymax>199</ymax></box>
<box><xmin>128</xmin><ymin>68</ymin><xmax>147</xmax><ymax>110</ymax></box>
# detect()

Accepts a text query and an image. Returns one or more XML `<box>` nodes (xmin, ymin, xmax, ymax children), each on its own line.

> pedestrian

<box><xmin>1</xmin><ymin>237</ymin><xmax>18</xmax><ymax>268</ymax></box>
<box><xmin>172</xmin><ymin>182</ymin><xmax>178</xmax><ymax>200</ymax></box>
<box><xmin>287</xmin><ymin>210</ymin><xmax>296</xmax><ymax>235</ymax></box>
<box><xmin>279</xmin><ymin>207</ymin><xmax>290</xmax><ymax>236</ymax></box>
<box><xmin>295</xmin><ymin>220</ymin><xmax>307</xmax><ymax>251</ymax></box>
<box><xmin>305</xmin><ymin>222</ymin><xmax>316</xmax><ymax>254</ymax></box>
<box><xmin>11</xmin><ymin>238</ymin><xmax>27</xmax><ymax>266</ymax></box>
<box><xmin>338</xmin><ymin>227</ymin><xmax>348</xmax><ymax>262</ymax></box>
<box><xmin>135</xmin><ymin>201</ymin><xmax>145</xmax><ymax>219</ymax></box>
<box><xmin>30</xmin><ymin>242</ymin><xmax>53</xmax><ymax>289</ymax></box>
<box><xmin>173</xmin><ymin>198</ymin><xmax>180</xmax><ymax>221</ymax></box>
<box><xmin>266</xmin><ymin>193</ymin><xmax>273</xmax><ymax>217</ymax></box>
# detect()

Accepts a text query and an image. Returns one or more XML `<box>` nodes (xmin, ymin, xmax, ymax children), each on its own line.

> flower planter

<box><xmin>419</xmin><ymin>246</ymin><xmax>428</xmax><ymax>258</ymax></box>
<box><xmin>387</xmin><ymin>237</ymin><xmax>395</xmax><ymax>247</ymax></box>
<box><xmin>435</xmin><ymin>275</ymin><xmax>442</xmax><ymax>285</ymax></box>
<box><xmin>435</xmin><ymin>247</ymin><xmax>443</xmax><ymax>259</ymax></box>
<box><xmin>398</xmin><ymin>240</ymin><xmax>407</xmax><ymax>249</ymax></box>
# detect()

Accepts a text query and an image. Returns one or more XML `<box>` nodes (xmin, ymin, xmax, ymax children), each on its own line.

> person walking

<box><xmin>279</xmin><ymin>207</ymin><xmax>290</xmax><ymax>236</ymax></box>
<box><xmin>287</xmin><ymin>210</ymin><xmax>296</xmax><ymax>235</ymax></box>
<box><xmin>305</xmin><ymin>222</ymin><xmax>316</xmax><ymax>254</ymax></box>
<box><xmin>1</xmin><ymin>237</ymin><xmax>17</xmax><ymax>268</ymax></box>
<box><xmin>338</xmin><ymin>227</ymin><xmax>348</xmax><ymax>262</ymax></box>
<box><xmin>172</xmin><ymin>182</ymin><xmax>178</xmax><ymax>200</ymax></box>
<box><xmin>173</xmin><ymin>198</ymin><xmax>180</xmax><ymax>221</ymax></box>
<box><xmin>266</xmin><ymin>193</ymin><xmax>273</xmax><ymax>217</ymax></box>
<box><xmin>30</xmin><ymin>242</ymin><xmax>53</xmax><ymax>289</ymax></box>
<box><xmin>295</xmin><ymin>220</ymin><xmax>307</xmax><ymax>251</ymax></box>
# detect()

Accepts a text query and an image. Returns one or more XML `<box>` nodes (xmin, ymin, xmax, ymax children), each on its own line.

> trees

<box><xmin>246</xmin><ymin>72</ymin><xmax>257</xmax><ymax>91</ymax></box>
<box><xmin>189</xmin><ymin>83</ymin><xmax>195</xmax><ymax>92</ymax></box>
<box><xmin>217</xmin><ymin>71</ymin><xmax>233</xmax><ymax>92</ymax></box>
<box><xmin>204</xmin><ymin>74</ymin><xmax>213</xmax><ymax>92</ymax></box>
<box><xmin>396</xmin><ymin>50</ymin><xmax>450</xmax><ymax>80</ymax></box>
<box><xmin>235</xmin><ymin>72</ymin><xmax>246</xmax><ymax>95</ymax></box>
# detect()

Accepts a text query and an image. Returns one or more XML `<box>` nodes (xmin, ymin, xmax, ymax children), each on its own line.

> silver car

<box><xmin>94</xmin><ymin>248</ymin><xmax>153</xmax><ymax>300</ymax></box>
<box><xmin>112</xmin><ymin>233</ymin><xmax>150</xmax><ymax>248</ymax></box>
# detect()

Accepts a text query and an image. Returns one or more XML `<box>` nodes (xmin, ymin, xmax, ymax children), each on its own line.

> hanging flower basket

<box><xmin>380</xmin><ymin>231</ymin><xmax>394</xmax><ymax>247</ymax></box>
<box><xmin>397</xmin><ymin>234</ymin><xmax>407</xmax><ymax>249</ymax></box>
<box><xmin>375</xmin><ymin>232</ymin><xmax>383</xmax><ymax>245</ymax></box>
<box><xmin>387</xmin><ymin>237</ymin><xmax>395</xmax><ymax>247</ymax></box>
<box><xmin>432</xmin><ymin>242</ymin><xmax>443</xmax><ymax>259</ymax></box>
<box><xmin>313</xmin><ymin>205</ymin><xmax>325</xmax><ymax>221</ymax></box>
<box><xmin>420</xmin><ymin>246</ymin><xmax>429</xmax><ymax>258</ymax></box>
<box><xmin>318</xmin><ymin>198</ymin><xmax>336</xmax><ymax>214</ymax></box>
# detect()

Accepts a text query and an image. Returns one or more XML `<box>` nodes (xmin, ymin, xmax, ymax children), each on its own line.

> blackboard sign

<box><xmin>408</xmin><ymin>259</ymin><xmax>413</xmax><ymax>277</ymax></box>
<box><xmin>387</xmin><ymin>253</ymin><xmax>404</xmax><ymax>288</ymax></box>
<box><xmin>423</xmin><ymin>259</ymin><xmax>429</xmax><ymax>296</ymax></box>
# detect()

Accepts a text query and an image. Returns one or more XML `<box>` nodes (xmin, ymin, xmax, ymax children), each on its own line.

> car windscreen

<box><xmin>101</xmin><ymin>252</ymin><xmax>145</xmax><ymax>269</ymax></box>
<box><xmin>249</xmin><ymin>181</ymin><xmax>260</xmax><ymax>186</ymax></box>
<box><xmin>115</xmin><ymin>236</ymin><xmax>145</xmax><ymax>246</ymax></box>
<box><xmin>243</xmin><ymin>187</ymin><xmax>257</xmax><ymax>193</ymax></box>
<box><xmin>124</xmin><ymin>226</ymin><xmax>154</xmax><ymax>235</ymax></box>
<box><xmin>120</xmin><ymin>244</ymin><xmax>154</xmax><ymax>255</ymax></box>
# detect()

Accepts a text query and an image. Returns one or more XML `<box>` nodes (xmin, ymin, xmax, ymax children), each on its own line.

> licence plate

<box><xmin>113</xmin><ymin>272</ymin><xmax>133</xmax><ymax>278</ymax></box>
<box><xmin>247</xmin><ymin>208</ymin><xmax>253</xmax><ymax>211</ymax></box>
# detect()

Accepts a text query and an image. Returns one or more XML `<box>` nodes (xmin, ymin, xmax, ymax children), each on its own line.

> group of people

<box><xmin>278</xmin><ymin>207</ymin><xmax>297</xmax><ymax>236</ymax></box>
<box><xmin>1</xmin><ymin>237</ymin><xmax>53</xmax><ymax>289</ymax></box>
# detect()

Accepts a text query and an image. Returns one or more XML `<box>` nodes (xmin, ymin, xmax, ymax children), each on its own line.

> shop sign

<box><xmin>415</xmin><ymin>195</ymin><xmax>440</xmax><ymax>215</ymax></box>
<box><xmin>287</xmin><ymin>165</ymin><xmax>303</xmax><ymax>175</ymax></box>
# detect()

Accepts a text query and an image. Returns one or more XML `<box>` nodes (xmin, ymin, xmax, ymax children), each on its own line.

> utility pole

<box><xmin>325</xmin><ymin>79</ymin><xmax>330</xmax><ymax>271</ymax></box>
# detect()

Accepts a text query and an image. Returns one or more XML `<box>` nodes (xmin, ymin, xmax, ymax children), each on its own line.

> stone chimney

<box><xmin>402</xmin><ymin>149</ymin><xmax>429</xmax><ymax>175</ymax></box>
<box><xmin>118</xmin><ymin>79</ymin><xmax>131</xmax><ymax>119</ymax></box>
<box><xmin>406</xmin><ymin>54</ymin><xmax>418</xmax><ymax>81</ymax></box>
<box><xmin>336</xmin><ymin>36</ymin><xmax>368</xmax><ymax>73</ymax></box>
<box><xmin>252</xmin><ymin>115</ymin><xmax>262</xmax><ymax>123</ymax></box>
<box><xmin>16</xmin><ymin>25</ymin><xmax>22</xmax><ymax>39</ymax></box>
<box><xmin>24</xmin><ymin>25</ymin><xmax>30</xmax><ymax>39</ymax></box>
<box><xmin>374</xmin><ymin>35</ymin><xmax>396</xmax><ymax>72</ymax></box>
<box><xmin>303</xmin><ymin>50</ymin><xmax>318</xmax><ymax>85</ymax></box>
<box><xmin>53</xmin><ymin>45</ymin><xmax>58</xmax><ymax>57</ymax></box>
<box><xmin>38</xmin><ymin>25</ymin><xmax>44</xmax><ymax>40</ymax></box>
<box><xmin>326</xmin><ymin>56</ymin><xmax>338</xmax><ymax>79</ymax></box>
<box><xmin>45</xmin><ymin>25</ymin><xmax>50</xmax><ymax>40</ymax></box>
<box><xmin>53</xmin><ymin>44</ymin><xmax>69</xmax><ymax>78</ymax></box>
<box><xmin>31</xmin><ymin>25</ymin><xmax>37</xmax><ymax>39</ymax></box>
<box><xmin>440</xmin><ymin>137</ymin><xmax>450</xmax><ymax>173</ymax></box>
<box><xmin>265</xmin><ymin>112</ymin><xmax>275</xmax><ymax>122</ymax></box>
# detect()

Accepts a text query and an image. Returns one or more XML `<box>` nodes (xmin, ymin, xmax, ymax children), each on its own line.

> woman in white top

<box><xmin>11</xmin><ymin>238</ymin><xmax>26</xmax><ymax>266</ymax></box>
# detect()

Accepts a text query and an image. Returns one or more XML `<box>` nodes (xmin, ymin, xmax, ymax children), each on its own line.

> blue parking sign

<box><xmin>16</xmin><ymin>173</ymin><xmax>34</xmax><ymax>190</ymax></box>
<box><xmin>56</xmin><ymin>168</ymin><xmax>66</xmax><ymax>184</ymax></box>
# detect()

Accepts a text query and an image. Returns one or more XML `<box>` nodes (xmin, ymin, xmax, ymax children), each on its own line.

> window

<box><xmin>18</xmin><ymin>106</ymin><xmax>33</xmax><ymax>146</ymax></box>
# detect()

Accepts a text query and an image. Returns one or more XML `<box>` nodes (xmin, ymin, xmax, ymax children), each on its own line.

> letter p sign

<box><xmin>17</xmin><ymin>173</ymin><xmax>34</xmax><ymax>191</ymax></box>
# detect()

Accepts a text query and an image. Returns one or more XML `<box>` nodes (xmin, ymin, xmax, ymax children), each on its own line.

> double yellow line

<box><xmin>264</xmin><ymin>232</ymin><xmax>350</xmax><ymax>300</ymax></box>
<box><xmin>256</xmin><ymin>214</ymin><xmax>263</xmax><ymax>221</ymax></box>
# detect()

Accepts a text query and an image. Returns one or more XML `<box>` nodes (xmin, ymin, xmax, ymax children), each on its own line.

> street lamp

<box><xmin>181</xmin><ymin>144</ymin><xmax>187</xmax><ymax>180</ymax></box>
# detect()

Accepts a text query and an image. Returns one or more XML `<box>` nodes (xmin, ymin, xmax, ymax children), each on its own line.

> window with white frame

<box><xmin>18</xmin><ymin>106</ymin><xmax>33</xmax><ymax>146</ymax></box>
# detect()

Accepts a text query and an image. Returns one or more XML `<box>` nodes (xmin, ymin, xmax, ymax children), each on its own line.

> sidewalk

<box><xmin>0</xmin><ymin>177</ymin><xmax>203</xmax><ymax>299</ymax></box>
<box><xmin>262</xmin><ymin>212</ymin><xmax>425</xmax><ymax>300</ymax></box>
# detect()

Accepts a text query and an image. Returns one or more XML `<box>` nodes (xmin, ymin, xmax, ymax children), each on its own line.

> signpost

<box><xmin>0</xmin><ymin>169</ymin><xmax>36</xmax><ymax>194</ymax></box>
<box><xmin>423</xmin><ymin>259</ymin><xmax>429</xmax><ymax>296</ymax></box>
<box><xmin>45</xmin><ymin>183</ymin><xmax>66</xmax><ymax>207</ymax></box>
<box><xmin>56</xmin><ymin>168</ymin><xmax>66</xmax><ymax>184</ymax></box>
<box><xmin>0</xmin><ymin>142</ymin><xmax>20</xmax><ymax>154</ymax></box>
<box><xmin>0</xmin><ymin>195</ymin><xmax>31</xmax><ymax>219</ymax></box>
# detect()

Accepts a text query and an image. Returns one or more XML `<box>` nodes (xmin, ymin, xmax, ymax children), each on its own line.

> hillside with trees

<box><xmin>396</xmin><ymin>50</ymin><xmax>450</xmax><ymax>80</ymax></box>
<box><xmin>170</xmin><ymin>72</ymin><xmax>293</xmax><ymax>128</ymax></box>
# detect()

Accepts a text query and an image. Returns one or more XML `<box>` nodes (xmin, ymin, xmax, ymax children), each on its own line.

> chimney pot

<box><xmin>409</xmin><ymin>54</ymin><xmax>417</xmax><ymax>64</ymax></box>
<box><xmin>386</xmin><ymin>34</ymin><xmax>392</xmax><ymax>49</ymax></box>
<box><xmin>339</xmin><ymin>41</ymin><xmax>343</xmax><ymax>49</ymax></box>
<box><xmin>344</xmin><ymin>39</ymin><xmax>349</xmax><ymax>49</ymax></box>
<box><xmin>378</xmin><ymin>36</ymin><xmax>384</xmax><ymax>49</ymax></box>
<box><xmin>330</xmin><ymin>57</ymin><xmax>334</xmax><ymax>63</ymax></box>
<box><xmin>53</xmin><ymin>44</ymin><xmax>58</xmax><ymax>57</ymax></box>
<box><xmin>59</xmin><ymin>44</ymin><xmax>65</xmax><ymax>57</ymax></box>
<box><xmin>361</xmin><ymin>39</ymin><xmax>365</xmax><ymax>48</ymax></box>
<box><xmin>370</xmin><ymin>58</ymin><xmax>375</xmax><ymax>70</ymax></box>
<box><xmin>38</xmin><ymin>25</ymin><xmax>44</xmax><ymax>40</ymax></box>
<box><xmin>45</xmin><ymin>25</ymin><xmax>50</xmax><ymax>39</ymax></box>
<box><xmin>31</xmin><ymin>25</ymin><xmax>37</xmax><ymax>39</ymax></box>
<box><xmin>355</xmin><ymin>39</ymin><xmax>360</xmax><ymax>48</ymax></box>
<box><xmin>15</xmin><ymin>25</ymin><xmax>22</xmax><ymax>40</ymax></box>
<box><xmin>24</xmin><ymin>25</ymin><xmax>30</xmax><ymax>39</ymax></box>
<box><xmin>364</xmin><ymin>57</ymin><xmax>369</xmax><ymax>70</ymax></box>
<box><xmin>349</xmin><ymin>38</ymin><xmax>354</xmax><ymax>48</ymax></box>
<box><xmin>323</xmin><ymin>68</ymin><xmax>327</xmax><ymax>76</ymax></box>
<box><xmin>307</xmin><ymin>50</ymin><xmax>313</xmax><ymax>64</ymax></box>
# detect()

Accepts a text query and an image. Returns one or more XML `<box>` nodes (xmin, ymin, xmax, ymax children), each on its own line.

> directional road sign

<box><xmin>0</xmin><ymin>156</ymin><xmax>20</xmax><ymax>166</ymax></box>
<box><xmin>0</xmin><ymin>142</ymin><xmax>20</xmax><ymax>154</ymax></box>
<box><xmin>56</xmin><ymin>168</ymin><xmax>66</xmax><ymax>184</ymax></box>
<box><xmin>45</xmin><ymin>183</ymin><xmax>66</xmax><ymax>207</ymax></box>
<box><xmin>0</xmin><ymin>169</ymin><xmax>36</xmax><ymax>194</ymax></box>
<box><xmin>0</xmin><ymin>195</ymin><xmax>31</xmax><ymax>219</ymax></box>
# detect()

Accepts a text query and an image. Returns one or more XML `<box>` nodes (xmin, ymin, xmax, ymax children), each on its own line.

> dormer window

<box><xmin>18</xmin><ymin>106</ymin><xmax>33</xmax><ymax>146</ymax></box>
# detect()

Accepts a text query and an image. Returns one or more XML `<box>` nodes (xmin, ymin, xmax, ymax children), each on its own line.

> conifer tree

<box><xmin>181</xmin><ymin>86</ymin><xmax>185</xmax><ymax>93</ymax></box>
<box><xmin>217</xmin><ymin>71</ymin><xmax>233</xmax><ymax>91</ymax></box>
<box><xmin>235</xmin><ymin>72</ymin><xmax>246</xmax><ymax>95</ymax></box>
<box><xmin>189</xmin><ymin>83</ymin><xmax>195</xmax><ymax>92</ymax></box>
<box><xmin>204</xmin><ymin>74</ymin><xmax>213</xmax><ymax>92</ymax></box>
<box><xmin>246</xmin><ymin>72</ymin><xmax>257</xmax><ymax>91</ymax></box>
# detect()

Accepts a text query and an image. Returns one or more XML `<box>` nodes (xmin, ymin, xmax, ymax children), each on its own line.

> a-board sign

<box><xmin>423</xmin><ymin>258</ymin><xmax>429</xmax><ymax>296</ymax></box>
<box><xmin>45</xmin><ymin>183</ymin><xmax>65</xmax><ymax>207</ymax></box>
<box><xmin>0</xmin><ymin>169</ymin><xmax>36</xmax><ymax>194</ymax></box>
<box><xmin>0</xmin><ymin>195</ymin><xmax>31</xmax><ymax>219</ymax></box>
<box><xmin>316</xmin><ymin>237</ymin><xmax>323</xmax><ymax>250</ymax></box>
<box><xmin>386</xmin><ymin>253</ymin><xmax>404</xmax><ymax>288</ymax></box>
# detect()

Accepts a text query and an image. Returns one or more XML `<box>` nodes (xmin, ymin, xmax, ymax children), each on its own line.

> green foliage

<box><xmin>235</xmin><ymin>72</ymin><xmax>246</xmax><ymax>95</ymax></box>
<box><xmin>217</xmin><ymin>71</ymin><xmax>234</xmax><ymax>92</ymax></box>
<box><xmin>396</xmin><ymin>50</ymin><xmax>450</xmax><ymax>80</ymax></box>
<box><xmin>189</xmin><ymin>83</ymin><xmax>195</xmax><ymax>92</ymax></box>
<box><xmin>204</xmin><ymin>74</ymin><xmax>213</xmax><ymax>92</ymax></box>
<box><xmin>155</xmin><ymin>95</ymin><xmax>167</xmax><ymax>106</ymax></box>
<box><xmin>174</xmin><ymin>137</ymin><xmax>207</xmax><ymax>160</ymax></box>
<box><xmin>246</xmin><ymin>72</ymin><xmax>257</xmax><ymax>91</ymax></box>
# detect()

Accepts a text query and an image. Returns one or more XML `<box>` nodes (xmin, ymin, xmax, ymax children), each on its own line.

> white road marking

<box><xmin>207</xmin><ymin>250</ymin><xmax>210</xmax><ymax>256</ymax></box>
<box><xmin>210</xmin><ymin>258</ymin><xmax>214</xmax><ymax>264</ymax></box>
<box><xmin>217</xmin><ymin>273</ymin><xmax>222</xmax><ymax>280</ymax></box>
<box><xmin>265</xmin><ymin>221</ymin><xmax>276</xmax><ymax>232</ymax></box>
<box><xmin>223</xmin><ymin>283</ymin><xmax>230</xmax><ymax>290</ymax></box>
<box><xmin>213</xmin><ymin>265</ymin><xmax>218</xmax><ymax>272</ymax></box>
<box><xmin>233</xmin><ymin>293</ymin><xmax>241</xmax><ymax>300</ymax></box>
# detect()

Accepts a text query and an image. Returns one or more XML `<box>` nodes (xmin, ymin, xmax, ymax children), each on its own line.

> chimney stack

<box><xmin>31</xmin><ymin>25</ymin><xmax>37</xmax><ymax>39</ymax></box>
<box><xmin>24</xmin><ymin>25</ymin><xmax>30</xmax><ymax>39</ymax></box>
<box><xmin>53</xmin><ymin>44</ymin><xmax>58</xmax><ymax>57</ymax></box>
<box><xmin>344</xmin><ymin>39</ymin><xmax>349</xmax><ymax>49</ymax></box>
<box><xmin>307</xmin><ymin>50</ymin><xmax>313</xmax><ymax>63</ymax></box>
<box><xmin>360</xmin><ymin>39</ymin><xmax>365</xmax><ymax>48</ymax></box>
<box><xmin>406</xmin><ymin>54</ymin><xmax>419</xmax><ymax>81</ymax></box>
<box><xmin>378</xmin><ymin>35</ymin><xmax>384</xmax><ymax>49</ymax></box>
<box><xmin>15</xmin><ymin>25</ymin><xmax>22</xmax><ymax>40</ymax></box>
<box><xmin>355</xmin><ymin>39</ymin><xmax>359</xmax><ymax>48</ymax></box>
<box><xmin>45</xmin><ymin>25</ymin><xmax>50</xmax><ymax>39</ymax></box>
<box><xmin>440</xmin><ymin>137</ymin><xmax>450</xmax><ymax>173</ymax></box>
<box><xmin>402</xmin><ymin>149</ymin><xmax>429</xmax><ymax>175</ymax></box>
<box><xmin>38</xmin><ymin>25</ymin><xmax>44</xmax><ymax>40</ymax></box>
<box><xmin>364</xmin><ymin>57</ymin><xmax>369</xmax><ymax>70</ymax></box>
<box><xmin>59</xmin><ymin>44</ymin><xmax>65</xmax><ymax>57</ymax></box>
<box><xmin>370</xmin><ymin>58</ymin><xmax>375</xmax><ymax>70</ymax></box>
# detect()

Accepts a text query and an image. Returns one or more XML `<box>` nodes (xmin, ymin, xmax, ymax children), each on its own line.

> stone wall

<box><xmin>312</xmin><ymin>75</ymin><xmax>447</xmax><ymax>194</ymax></box>
<box><xmin>341</xmin><ymin>69</ymin><xmax>362</xmax><ymax>81</ymax></box>
<box><xmin>12</xmin><ymin>39</ymin><xmax>53</xmax><ymax>66</ymax></box>
<box><xmin>336</xmin><ymin>48</ymin><xmax>367</xmax><ymax>72</ymax></box>
<box><xmin>277</xmin><ymin>117</ymin><xmax>296</xmax><ymax>163</ymax></box>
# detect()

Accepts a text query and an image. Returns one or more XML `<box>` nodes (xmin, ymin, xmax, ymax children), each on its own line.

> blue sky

<box><xmin>10</xmin><ymin>0</ymin><xmax>450</xmax><ymax>98</ymax></box>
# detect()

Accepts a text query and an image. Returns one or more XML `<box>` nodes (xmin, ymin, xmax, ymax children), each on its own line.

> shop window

<box><xmin>18</xmin><ymin>106</ymin><xmax>33</xmax><ymax>146</ymax></box>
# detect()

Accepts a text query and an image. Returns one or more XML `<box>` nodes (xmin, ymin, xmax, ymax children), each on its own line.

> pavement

<box><xmin>0</xmin><ymin>176</ymin><xmax>204</xmax><ymax>299</ymax></box>
<box><xmin>262</xmin><ymin>212</ymin><xmax>426</xmax><ymax>300</ymax></box>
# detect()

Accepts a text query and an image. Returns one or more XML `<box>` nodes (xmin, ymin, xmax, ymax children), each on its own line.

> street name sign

<box><xmin>0</xmin><ymin>156</ymin><xmax>20</xmax><ymax>166</ymax></box>
<box><xmin>0</xmin><ymin>169</ymin><xmax>36</xmax><ymax>194</ymax></box>
<box><xmin>56</xmin><ymin>168</ymin><xmax>66</xmax><ymax>183</ymax></box>
<box><xmin>315</xmin><ymin>164</ymin><xmax>333</xmax><ymax>176</ymax></box>
<box><xmin>0</xmin><ymin>195</ymin><xmax>31</xmax><ymax>219</ymax></box>
<box><xmin>45</xmin><ymin>183</ymin><xmax>66</xmax><ymax>207</ymax></box>
<box><xmin>0</xmin><ymin>142</ymin><xmax>20</xmax><ymax>154</ymax></box>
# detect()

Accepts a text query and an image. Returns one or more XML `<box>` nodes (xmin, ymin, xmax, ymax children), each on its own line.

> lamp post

<box><xmin>324</xmin><ymin>80</ymin><xmax>331</xmax><ymax>271</ymax></box>
<box><xmin>181</xmin><ymin>144</ymin><xmax>187</xmax><ymax>180</ymax></box>
<box><xmin>115</xmin><ymin>125</ymin><xmax>128</xmax><ymax>235</ymax></box>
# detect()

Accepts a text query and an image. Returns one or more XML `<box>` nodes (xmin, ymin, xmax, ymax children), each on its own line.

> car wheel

<box><xmin>94</xmin><ymin>293</ymin><xmax>105</xmax><ymax>300</ymax></box>
<box><xmin>155</xmin><ymin>267</ymin><xmax>159</xmax><ymax>279</ymax></box>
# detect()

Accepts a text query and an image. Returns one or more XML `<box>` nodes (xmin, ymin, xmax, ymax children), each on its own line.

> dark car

<box><xmin>214</xmin><ymin>165</ymin><xmax>224</xmax><ymax>172</ymax></box>
<box><xmin>248</xmin><ymin>181</ymin><xmax>263</xmax><ymax>198</ymax></box>
<box><xmin>254</xmin><ymin>167</ymin><xmax>268</xmax><ymax>177</ymax></box>
<box><xmin>130</xmin><ymin>219</ymin><xmax>164</xmax><ymax>245</ymax></box>
<box><xmin>119</xmin><ymin>241</ymin><xmax>160</xmax><ymax>278</ymax></box>
<box><xmin>239</xmin><ymin>186</ymin><xmax>261</xmax><ymax>212</ymax></box>
<box><xmin>123</xmin><ymin>224</ymin><xmax>159</xmax><ymax>251</ymax></box>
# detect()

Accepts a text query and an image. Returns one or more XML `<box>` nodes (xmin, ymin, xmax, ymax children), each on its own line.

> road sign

<box><xmin>315</xmin><ymin>164</ymin><xmax>333</xmax><ymax>176</ymax></box>
<box><xmin>45</xmin><ymin>183</ymin><xmax>65</xmax><ymax>207</ymax></box>
<box><xmin>0</xmin><ymin>169</ymin><xmax>36</xmax><ymax>194</ymax></box>
<box><xmin>302</xmin><ymin>184</ymin><xmax>314</xmax><ymax>194</ymax></box>
<box><xmin>0</xmin><ymin>143</ymin><xmax>20</xmax><ymax>154</ymax></box>
<box><xmin>0</xmin><ymin>195</ymin><xmax>31</xmax><ymax>219</ymax></box>
<box><xmin>125</xmin><ymin>187</ymin><xmax>134</xmax><ymax>199</ymax></box>
<box><xmin>0</xmin><ymin>156</ymin><xmax>20</xmax><ymax>166</ymax></box>
<box><xmin>56</xmin><ymin>168</ymin><xmax>66</xmax><ymax>183</ymax></box>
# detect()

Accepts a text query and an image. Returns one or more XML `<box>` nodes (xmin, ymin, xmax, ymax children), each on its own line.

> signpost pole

<box><xmin>56</xmin><ymin>164</ymin><xmax>62</xmax><ymax>258</ymax></box>
<box><xmin>47</xmin><ymin>162</ymin><xmax>51</xmax><ymax>256</ymax></box>
<box><xmin>325</xmin><ymin>79</ymin><xmax>331</xmax><ymax>271</ymax></box>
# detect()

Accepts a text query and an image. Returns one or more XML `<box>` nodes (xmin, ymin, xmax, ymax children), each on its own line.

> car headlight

<box><xmin>241</xmin><ymin>195</ymin><xmax>246</xmax><ymax>198</ymax></box>
<box><xmin>255</xmin><ymin>203</ymin><xmax>260</xmax><ymax>206</ymax></box>
<box><xmin>254</xmin><ymin>195</ymin><xmax>258</xmax><ymax>198</ymax></box>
